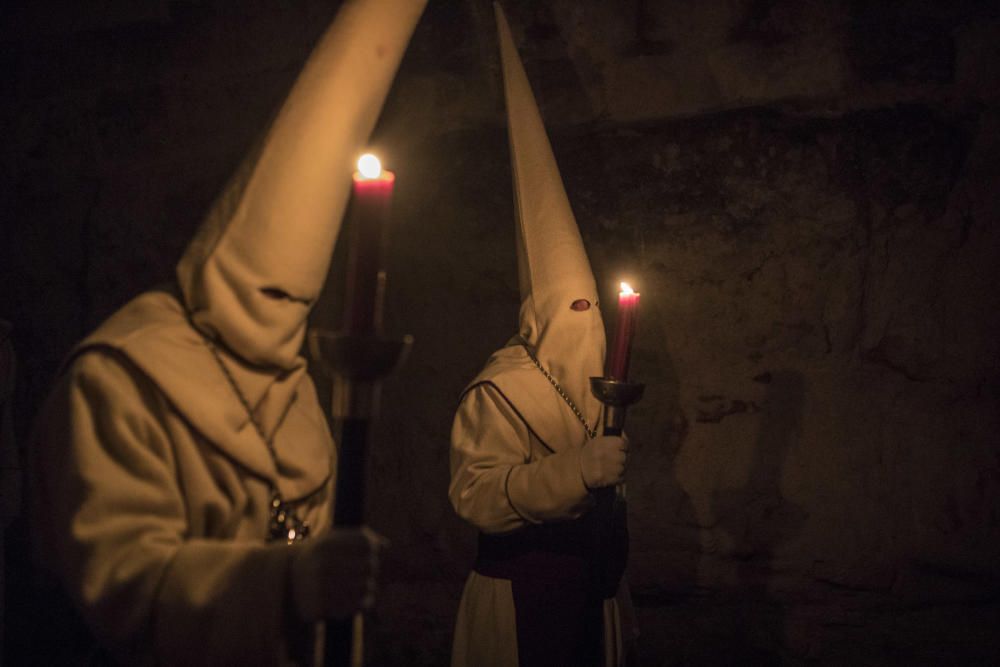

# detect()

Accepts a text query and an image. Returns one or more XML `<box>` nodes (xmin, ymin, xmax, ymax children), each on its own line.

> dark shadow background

<box><xmin>3</xmin><ymin>1</ymin><xmax>1000</xmax><ymax>664</ymax></box>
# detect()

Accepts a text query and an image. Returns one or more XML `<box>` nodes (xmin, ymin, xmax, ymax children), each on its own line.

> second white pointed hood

<box><xmin>495</xmin><ymin>3</ymin><xmax>605</xmax><ymax>429</ymax></box>
<box><xmin>177</xmin><ymin>0</ymin><xmax>427</xmax><ymax>370</ymax></box>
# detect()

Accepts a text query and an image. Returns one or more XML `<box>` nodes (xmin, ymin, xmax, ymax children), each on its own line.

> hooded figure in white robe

<box><xmin>449</xmin><ymin>6</ymin><xmax>636</xmax><ymax>667</ymax></box>
<box><xmin>29</xmin><ymin>1</ymin><xmax>426</xmax><ymax>665</ymax></box>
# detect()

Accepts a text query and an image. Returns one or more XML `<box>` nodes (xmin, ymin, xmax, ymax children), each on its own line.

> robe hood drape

<box><xmin>494</xmin><ymin>3</ymin><xmax>605</xmax><ymax>435</ymax></box>
<box><xmin>450</xmin><ymin>12</ymin><xmax>634</xmax><ymax>666</ymax></box>
<box><xmin>177</xmin><ymin>0</ymin><xmax>428</xmax><ymax>371</ymax></box>
<box><xmin>31</xmin><ymin>4</ymin><xmax>432</xmax><ymax>664</ymax></box>
<box><xmin>69</xmin><ymin>290</ymin><xmax>331</xmax><ymax>501</ymax></box>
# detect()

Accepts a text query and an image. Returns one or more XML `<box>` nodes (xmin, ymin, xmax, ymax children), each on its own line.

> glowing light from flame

<box><xmin>357</xmin><ymin>153</ymin><xmax>382</xmax><ymax>179</ymax></box>
<box><xmin>620</xmin><ymin>281</ymin><xmax>635</xmax><ymax>295</ymax></box>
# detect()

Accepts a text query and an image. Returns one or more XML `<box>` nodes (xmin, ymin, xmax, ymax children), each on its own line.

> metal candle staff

<box><xmin>588</xmin><ymin>282</ymin><xmax>643</xmax><ymax>599</ymax></box>
<box><xmin>309</xmin><ymin>154</ymin><xmax>412</xmax><ymax>667</ymax></box>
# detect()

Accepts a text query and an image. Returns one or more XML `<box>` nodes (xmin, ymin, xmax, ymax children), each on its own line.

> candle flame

<box><xmin>620</xmin><ymin>281</ymin><xmax>636</xmax><ymax>295</ymax></box>
<box><xmin>357</xmin><ymin>153</ymin><xmax>382</xmax><ymax>179</ymax></box>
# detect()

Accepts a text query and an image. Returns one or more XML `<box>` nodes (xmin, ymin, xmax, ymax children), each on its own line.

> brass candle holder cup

<box><xmin>308</xmin><ymin>330</ymin><xmax>413</xmax><ymax>420</ymax></box>
<box><xmin>589</xmin><ymin>377</ymin><xmax>645</xmax><ymax>435</ymax></box>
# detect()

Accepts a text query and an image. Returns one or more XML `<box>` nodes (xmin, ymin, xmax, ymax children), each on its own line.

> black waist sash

<box><xmin>473</xmin><ymin>501</ymin><xmax>628</xmax><ymax>667</ymax></box>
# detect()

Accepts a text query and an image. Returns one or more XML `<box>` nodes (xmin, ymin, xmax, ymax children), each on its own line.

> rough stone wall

<box><xmin>3</xmin><ymin>1</ymin><xmax>999</xmax><ymax>665</ymax></box>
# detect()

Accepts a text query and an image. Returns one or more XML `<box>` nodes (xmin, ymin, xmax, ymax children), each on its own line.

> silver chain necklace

<box><xmin>526</xmin><ymin>350</ymin><xmax>598</xmax><ymax>439</ymax></box>
<box><xmin>206</xmin><ymin>340</ymin><xmax>310</xmax><ymax>544</ymax></box>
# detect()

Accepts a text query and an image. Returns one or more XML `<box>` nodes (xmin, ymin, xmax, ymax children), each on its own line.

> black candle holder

<box><xmin>589</xmin><ymin>377</ymin><xmax>644</xmax><ymax>506</ymax></box>
<box><xmin>588</xmin><ymin>376</ymin><xmax>643</xmax><ymax>599</ymax></box>
<box><xmin>309</xmin><ymin>330</ymin><xmax>413</xmax><ymax>419</ymax></box>
<box><xmin>308</xmin><ymin>327</ymin><xmax>412</xmax><ymax>667</ymax></box>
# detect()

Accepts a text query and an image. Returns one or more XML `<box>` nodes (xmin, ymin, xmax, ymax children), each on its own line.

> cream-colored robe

<box><xmin>31</xmin><ymin>289</ymin><xmax>334</xmax><ymax>666</ymax></box>
<box><xmin>449</xmin><ymin>345</ymin><xmax>633</xmax><ymax>667</ymax></box>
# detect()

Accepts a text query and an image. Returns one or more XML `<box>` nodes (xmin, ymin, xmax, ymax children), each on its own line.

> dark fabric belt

<box><xmin>474</xmin><ymin>498</ymin><xmax>629</xmax><ymax>599</ymax></box>
<box><xmin>474</xmin><ymin>519</ymin><xmax>593</xmax><ymax>583</ymax></box>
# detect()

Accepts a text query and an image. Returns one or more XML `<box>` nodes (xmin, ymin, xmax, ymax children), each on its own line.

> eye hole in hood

<box><xmin>570</xmin><ymin>299</ymin><xmax>591</xmax><ymax>311</ymax></box>
<box><xmin>260</xmin><ymin>287</ymin><xmax>312</xmax><ymax>306</ymax></box>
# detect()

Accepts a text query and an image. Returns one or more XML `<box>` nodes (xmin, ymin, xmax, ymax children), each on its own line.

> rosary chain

<box><xmin>206</xmin><ymin>340</ymin><xmax>279</xmax><ymax>459</ymax></box>
<box><xmin>526</xmin><ymin>350</ymin><xmax>598</xmax><ymax>439</ymax></box>
<box><xmin>205</xmin><ymin>339</ymin><xmax>309</xmax><ymax>543</ymax></box>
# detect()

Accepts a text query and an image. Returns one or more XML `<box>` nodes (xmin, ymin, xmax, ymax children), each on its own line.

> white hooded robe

<box><xmin>450</xmin><ymin>346</ymin><xmax>634</xmax><ymax>667</ymax></box>
<box><xmin>449</xmin><ymin>6</ymin><xmax>637</xmax><ymax>665</ymax></box>
<box><xmin>32</xmin><ymin>289</ymin><xmax>333</xmax><ymax>666</ymax></box>
<box><xmin>28</xmin><ymin>0</ymin><xmax>427</xmax><ymax>663</ymax></box>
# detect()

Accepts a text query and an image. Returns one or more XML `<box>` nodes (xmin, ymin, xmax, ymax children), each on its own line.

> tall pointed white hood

<box><xmin>495</xmin><ymin>3</ymin><xmax>605</xmax><ymax>426</ymax></box>
<box><xmin>178</xmin><ymin>0</ymin><xmax>427</xmax><ymax>370</ymax></box>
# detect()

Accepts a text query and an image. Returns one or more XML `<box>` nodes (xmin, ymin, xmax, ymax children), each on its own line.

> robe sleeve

<box><xmin>31</xmin><ymin>350</ymin><xmax>296</xmax><ymax>666</ymax></box>
<box><xmin>449</xmin><ymin>384</ymin><xmax>592</xmax><ymax>534</ymax></box>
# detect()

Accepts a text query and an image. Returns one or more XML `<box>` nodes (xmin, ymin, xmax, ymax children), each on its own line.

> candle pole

<box><xmin>308</xmin><ymin>324</ymin><xmax>411</xmax><ymax>667</ymax></box>
<box><xmin>588</xmin><ymin>282</ymin><xmax>644</xmax><ymax>599</ymax></box>
<box><xmin>587</xmin><ymin>377</ymin><xmax>643</xmax><ymax>601</ymax></box>
<box><xmin>308</xmin><ymin>154</ymin><xmax>413</xmax><ymax>667</ymax></box>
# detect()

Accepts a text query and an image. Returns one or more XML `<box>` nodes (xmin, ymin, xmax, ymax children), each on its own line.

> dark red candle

<box><xmin>344</xmin><ymin>154</ymin><xmax>394</xmax><ymax>334</ymax></box>
<box><xmin>606</xmin><ymin>282</ymin><xmax>640</xmax><ymax>380</ymax></box>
